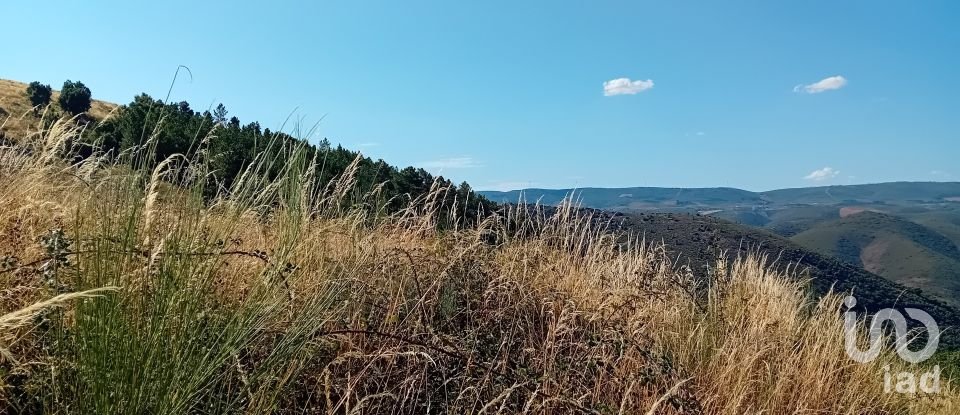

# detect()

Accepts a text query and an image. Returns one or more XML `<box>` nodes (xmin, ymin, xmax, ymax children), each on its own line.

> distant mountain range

<box><xmin>480</xmin><ymin>182</ymin><xmax>960</xmax><ymax>211</ymax></box>
<box><xmin>483</xmin><ymin>182</ymin><xmax>960</xmax><ymax>308</ymax></box>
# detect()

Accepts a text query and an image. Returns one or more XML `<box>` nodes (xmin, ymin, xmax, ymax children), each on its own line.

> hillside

<box><xmin>714</xmin><ymin>204</ymin><xmax>841</xmax><ymax>236</ymax></box>
<box><xmin>791</xmin><ymin>211</ymin><xmax>960</xmax><ymax>305</ymax></box>
<box><xmin>483</xmin><ymin>184</ymin><xmax>960</xmax><ymax>312</ymax></box>
<box><xmin>595</xmin><ymin>211</ymin><xmax>960</xmax><ymax>336</ymax></box>
<box><xmin>5</xmin><ymin>118</ymin><xmax>954</xmax><ymax>412</ymax></box>
<box><xmin>2</xmin><ymin>78</ymin><xmax>495</xmax><ymax>227</ymax></box>
<box><xmin>912</xmin><ymin>208</ymin><xmax>960</xmax><ymax>248</ymax></box>
<box><xmin>0</xmin><ymin>79</ymin><xmax>116</xmax><ymax>140</ymax></box>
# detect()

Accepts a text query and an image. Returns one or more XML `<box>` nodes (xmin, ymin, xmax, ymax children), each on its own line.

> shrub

<box><xmin>58</xmin><ymin>80</ymin><xmax>92</xmax><ymax>115</ymax></box>
<box><xmin>25</xmin><ymin>81</ymin><xmax>53</xmax><ymax>111</ymax></box>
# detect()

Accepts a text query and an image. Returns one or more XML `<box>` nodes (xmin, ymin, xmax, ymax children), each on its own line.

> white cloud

<box><xmin>696</xmin><ymin>131</ymin><xmax>706</xmax><ymax>136</ymax></box>
<box><xmin>480</xmin><ymin>181</ymin><xmax>535</xmax><ymax>192</ymax></box>
<box><xmin>804</xmin><ymin>167</ymin><xmax>840</xmax><ymax>181</ymax></box>
<box><xmin>603</xmin><ymin>77</ymin><xmax>654</xmax><ymax>96</ymax></box>
<box><xmin>417</xmin><ymin>157</ymin><xmax>481</xmax><ymax>169</ymax></box>
<box><xmin>793</xmin><ymin>75</ymin><xmax>847</xmax><ymax>94</ymax></box>
<box><xmin>357</xmin><ymin>142</ymin><xmax>379</xmax><ymax>148</ymax></box>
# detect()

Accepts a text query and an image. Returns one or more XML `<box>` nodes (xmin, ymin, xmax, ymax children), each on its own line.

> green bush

<box><xmin>25</xmin><ymin>81</ymin><xmax>53</xmax><ymax>111</ymax></box>
<box><xmin>58</xmin><ymin>80</ymin><xmax>92</xmax><ymax>115</ymax></box>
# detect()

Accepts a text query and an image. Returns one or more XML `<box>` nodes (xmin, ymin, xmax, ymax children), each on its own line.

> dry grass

<box><xmin>0</xmin><ymin>78</ymin><xmax>116</xmax><ymax>141</ymax></box>
<box><xmin>0</xmin><ymin>114</ymin><xmax>956</xmax><ymax>413</ymax></box>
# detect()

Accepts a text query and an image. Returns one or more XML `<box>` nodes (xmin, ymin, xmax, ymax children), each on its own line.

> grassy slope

<box><xmin>791</xmin><ymin>211</ymin><xmax>960</xmax><ymax>306</ymax></box>
<box><xmin>912</xmin><ymin>209</ymin><xmax>960</xmax><ymax>248</ymax></box>
<box><xmin>1</xmin><ymin>116</ymin><xmax>956</xmax><ymax>412</ymax></box>
<box><xmin>0</xmin><ymin>79</ymin><xmax>116</xmax><ymax>140</ymax></box>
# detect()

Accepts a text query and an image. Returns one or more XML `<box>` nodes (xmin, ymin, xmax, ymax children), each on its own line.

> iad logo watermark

<box><xmin>843</xmin><ymin>296</ymin><xmax>941</xmax><ymax>394</ymax></box>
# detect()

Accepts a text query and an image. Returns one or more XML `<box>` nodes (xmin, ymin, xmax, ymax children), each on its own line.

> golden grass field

<box><xmin>0</xmin><ymin>98</ymin><xmax>957</xmax><ymax>412</ymax></box>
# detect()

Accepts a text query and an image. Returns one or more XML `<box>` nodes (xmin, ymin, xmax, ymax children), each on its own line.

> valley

<box><xmin>483</xmin><ymin>183</ymin><xmax>960</xmax><ymax>307</ymax></box>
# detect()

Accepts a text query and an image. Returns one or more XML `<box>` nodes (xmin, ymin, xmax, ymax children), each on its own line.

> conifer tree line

<box><xmin>24</xmin><ymin>81</ymin><xmax>496</xmax><ymax>226</ymax></box>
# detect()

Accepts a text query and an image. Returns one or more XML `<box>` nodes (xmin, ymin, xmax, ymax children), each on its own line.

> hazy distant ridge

<box><xmin>480</xmin><ymin>182</ymin><xmax>960</xmax><ymax>209</ymax></box>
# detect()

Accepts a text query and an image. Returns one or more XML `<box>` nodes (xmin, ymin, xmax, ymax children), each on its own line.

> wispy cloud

<box><xmin>357</xmin><ymin>142</ymin><xmax>380</xmax><ymax>148</ymax></box>
<box><xmin>930</xmin><ymin>170</ymin><xmax>954</xmax><ymax>179</ymax></box>
<box><xmin>794</xmin><ymin>75</ymin><xmax>847</xmax><ymax>94</ymax></box>
<box><xmin>804</xmin><ymin>167</ymin><xmax>840</xmax><ymax>181</ymax></box>
<box><xmin>417</xmin><ymin>157</ymin><xmax>481</xmax><ymax>169</ymax></box>
<box><xmin>480</xmin><ymin>181</ymin><xmax>536</xmax><ymax>192</ymax></box>
<box><xmin>603</xmin><ymin>77</ymin><xmax>654</xmax><ymax>96</ymax></box>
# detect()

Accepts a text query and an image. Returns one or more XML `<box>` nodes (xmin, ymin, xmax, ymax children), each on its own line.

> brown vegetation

<box><xmin>0</xmin><ymin>114</ymin><xmax>954</xmax><ymax>413</ymax></box>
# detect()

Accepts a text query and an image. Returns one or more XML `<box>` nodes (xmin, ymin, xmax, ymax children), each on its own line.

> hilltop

<box><xmin>0</xmin><ymin>79</ymin><xmax>116</xmax><ymax>139</ymax></box>
<box><xmin>1</xmin><ymin>78</ymin><xmax>495</xmax><ymax>226</ymax></box>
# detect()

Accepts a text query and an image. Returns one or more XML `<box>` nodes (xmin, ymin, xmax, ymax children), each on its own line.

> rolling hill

<box><xmin>483</xmin><ymin>186</ymin><xmax>765</xmax><ymax>211</ymax></box>
<box><xmin>1</xmin><ymin>77</ymin><xmax>495</xmax><ymax>226</ymax></box>
<box><xmin>763</xmin><ymin>182</ymin><xmax>960</xmax><ymax>205</ymax></box>
<box><xmin>597</xmin><ymin>210</ymin><xmax>960</xmax><ymax>345</ymax></box>
<box><xmin>792</xmin><ymin>211</ymin><xmax>960</xmax><ymax>305</ymax></box>
<box><xmin>911</xmin><ymin>208</ymin><xmax>960</xmax><ymax>248</ymax></box>
<box><xmin>483</xmin><ymin>183</ymin><xmax>960</xmax><ymax>310</ymax></box>
<box><xmin>481</xmin><ymin>182</ymin><xmax>960</xmax><ymax>210</ymax></box>
<box><xmin>0</xmin><ymin>79</ymin><xmax>116</xmax><ymax>140</ymax></box>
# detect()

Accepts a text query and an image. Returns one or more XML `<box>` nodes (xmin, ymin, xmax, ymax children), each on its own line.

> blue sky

<box><xmin>4</xmin><ymin>1</ymin><xmax>958</xmax><ymax>191</ymax></box>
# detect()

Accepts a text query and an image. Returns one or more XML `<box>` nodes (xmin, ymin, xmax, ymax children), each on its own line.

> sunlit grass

<box><xmin>0</xmin><ymin>112</ymin><xmax>955</xmax><ymax>413</ymax></box>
